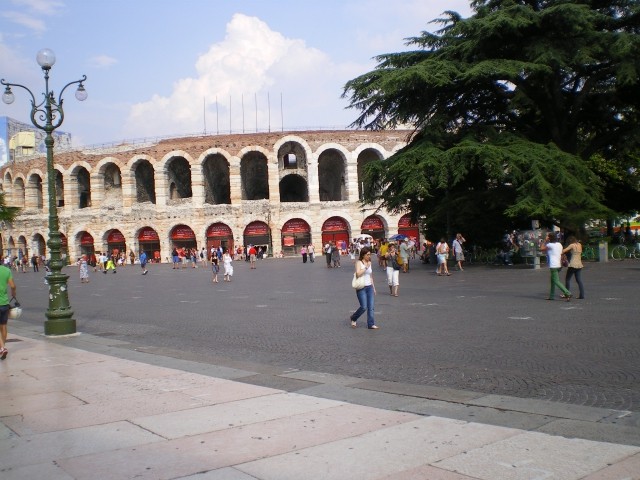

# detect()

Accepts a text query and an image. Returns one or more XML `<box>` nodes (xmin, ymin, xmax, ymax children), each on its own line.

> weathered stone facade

<box><xmin>1</xmin><ymin>130</ymin><xmax>419</xmax><ymax>260</ymax></box>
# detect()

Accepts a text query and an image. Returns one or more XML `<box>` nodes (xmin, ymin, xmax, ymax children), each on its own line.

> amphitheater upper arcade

<box><xmin>1</xmin><ymin>130</ymin><xmax>419</xmax><ymax>260</ymax></box>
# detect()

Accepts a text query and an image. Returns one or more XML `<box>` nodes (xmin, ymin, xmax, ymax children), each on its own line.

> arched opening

<box><xmin>33</xmin><ymin>233</ymin><xmax>46</xmax><ymax>257</ymax></box>
<box><xmin>138</xmin><ymin>227</ymin><xmax>161</xmax><ymax>263</ymax></box>
<box><xmin>135</xmin><ymin>160</ymin><xmax>156</xmax><ymax>204</ymax></box>
<box><xmin>321</xmin><ymin>216</ymin><xmax>350</xmax><ymax>251</ymax></box>
<box><xmin>398</xmin><ymin>214</ymin><xmax>420</xmax><ymax>243</ymax></box>
<box><xmin>279</xmin><ymin>174</ymin><xmax>308</xmax><ymax>202</ymax></box>
<box><xmin>240</xmin><ymin>152</ymin><xmax>269</xmax><ymax>200</ymax></box>
<box><xmin>357</xmin><ymin>148</ymin><xmax>382</xmax><ymax>199</ymax></box>
<box><xmin>27</xmin><ymin>173</ymin><xmax>43</xmax><ymax>209</ymax></box>
<box><xmin>281</xmin><ymin>218</ymin><xmax>311</xmax><ymax>256</ymax></box>
<box><xmin>243</xmin><ymin>221</ymin><xmax>271</xmax><ymax>256</ymax></box>
<box><xmin>203</xmin><ymin>154</ymin><xmax>231</xmax><ymax>204</ymax></box>
<box><xmin>106</xmin><ymin>229</ymin><xmax>127</xmax><ymax>261</ymax></box>
<box><xmin>13</xmin><ymin>178</ymin><xmax>25</xmax><ymax>207</ymax></box>
<box><xmin>170</xmin><ymin>224</ymin><xmax>197</xmax><ymax>250</ymax></box>
<box><xmin>166</xmin><ymin>157</ymin><xmax>192</xmax><ymax>201</ymax></box>
<box><xmin>55</xmin><ymin>170</ymin><xmax>65</xmax><ymax>207</ymax></box>
<box><xmin>75</xmin><ymin>167</ymin><xmax>91</xmax><ymax>209</ymax></box>
<box><xmin>361</xmin><ymin>215</ymin><xmax>386</xmax><ymax>241</ymax></box>
<box><xmin>318</xmin><ymin>149</ymin><xmax>347</xmax><ymax>201</ymax></box>
<box><xmin>206</xmin><ymin>222</ymin><xmax>234</xmax><ymax>253</ymax></box>
<box><xmin>77</xmin><ymin>231</ymin><xmax>94</xmax><ymax>256</ymax></box>
<box><xmin>103</xmin><ymin>163</ymin><xmax>123</xmax><ymax>207</ymax></box>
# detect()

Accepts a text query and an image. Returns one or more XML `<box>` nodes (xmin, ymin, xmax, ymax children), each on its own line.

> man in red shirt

<box><xmin>248</xmin><ymin>245</ymin><xmax>257</xmax><ymax>269</ymax></box>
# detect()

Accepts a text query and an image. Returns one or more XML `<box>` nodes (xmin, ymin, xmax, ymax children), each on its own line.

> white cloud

<box><xmin>124</xmin><ymin>14</ymin><xmax>356</xmax><ymax>138</ymax></box>
<box><xmin>88</xmin><ymin>55</ymin><xmax>117</xmax><ymax>69</ymax></box>
<box><xmin>2</xmin><ymin>11</ymin><xmax>47</xmax><ymax>34</ymax></box>
<box><xmin>10</xmin><ymin>0</ymin><xmax>64</xmax><ymax>15</ymax></box>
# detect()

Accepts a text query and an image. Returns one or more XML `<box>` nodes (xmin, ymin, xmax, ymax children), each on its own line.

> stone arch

<box><xmin>276</xmin><ymin>139</ymin><xmax>309</xmax><ymax>175</ymax></box>
<box><xmin>279</xmin><ymin>174</ymin><xmax>308</xmax><ymax>202</ymax></box>
<box><xmin>132</xmin><ymin>157</ymin><xmax>156</xmax><ymax>204</ymax></box>
<box><xmin>240</xmin><ymin>151</ymin><xmax>270</xmax><ymax>200</ymax></box>
<box><xmin>166</xmin><ymin>156</ymin><xmax>192</xmax><ymax>201</ymax></box>
<box><xmin>32</xmin><ymin>232</ymin><xmax>47</xmax><ymax>256</ymax></box>
<box><xmin>202</xmin><ymin>152</ymin><xmax>231</xmax><ymax>205</ymax></box>
<box><xmin>356</xmin><ymin>147</ymin><xmax>384</xmax><ymax>200</ymax></box>
<box><xmin>318</xmin><ymin>148</ymin><xmax>347</xmax><ymax>201</ymax></box>
<box><xmin>69</xmin><ymin>163</ymin><xmax>92</xmax><ymax>209</ymax></box>
<box><xmin>13</xmin><ymin>176</ymin><xmax>25</xmax><ymax>207</ymax></box>
<box><xmin>26</xmin><ymin>171</ymin><xmax>44</xmax><ymax>209</ymax></box>
<box><xmin>99</xmin><ymin>160</ymin><xmax>123</xmax><ymax>208</ymax></box>
<box><xmin>55</xmin><ymin>169</ymin><xmax>65</xmax><ymax>207</ymax></box>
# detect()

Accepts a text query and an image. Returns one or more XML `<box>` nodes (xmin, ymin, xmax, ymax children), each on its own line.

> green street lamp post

<box><xmin>2</xmin><ymin>48</ymin><xmax>87</xmax><ymax>335</ymax></box>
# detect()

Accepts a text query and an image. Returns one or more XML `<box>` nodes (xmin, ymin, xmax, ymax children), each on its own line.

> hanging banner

<box><xmin>107</xmin><ymin>230</ymin><xmax>125</xmax><ymax>243</ymax></box>
<box><xmin>207</xmin><ymin>223</ymin><xmax>233</xmax><ymax>237</ymax></box>
<box><xmin>171</xmin><ymin>226</ymin><xmax>196</xmax><ymax>240</ymax></box>
<box><xmin>321</xmin><ymin>217</ymin><xmax>348</xmax><ymax>232</ymax></box>
<box><xmin>80</xmin><ymin>232</ymin><xmax>94</xmax><ymax>245</ymax></box>
<box><xmin>282</xmin><ymin>219</ymin><xmax>310</xmax><ymax>234</ymax></box>
<box><xmin>361</xmin><ymin>215</ymin><xmax>384</xmax><ymax>230</ymax></box>
<box><xmin>138</xmin><ymin>227</ymin><xmax>159</xmax><ymax>241</ymax></box>
<box><xmin>244</xmin><ymin>221</ymin><xmax>268</xmax><ymax>236</ymax></box>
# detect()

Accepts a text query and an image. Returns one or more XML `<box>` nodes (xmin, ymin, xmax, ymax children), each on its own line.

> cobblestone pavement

<box><xmin>12</xmin><ymin>256</ymin><xmax>640</xmax><ymax>411</ymax></box>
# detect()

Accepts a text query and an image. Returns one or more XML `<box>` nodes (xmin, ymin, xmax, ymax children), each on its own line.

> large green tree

<box><xmin>343</xmin><ymin>0</ymin><xmax>640</xmax><ymax>245</ymax></box>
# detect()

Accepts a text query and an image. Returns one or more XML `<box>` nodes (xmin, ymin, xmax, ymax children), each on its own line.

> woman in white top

<box><xmin>349</xmin><ymin>247</ymin><xmax>379</xmax><ymax>330</ymax></box>
<box><xmin>540</xmin><ymin>232</ymin><xmax>572</xmax><ymax>301</ymax></box>
<box><xmin>222</xmin><ymin>248</ymin><xmax>233</xmax><ymax>282</ymax></box>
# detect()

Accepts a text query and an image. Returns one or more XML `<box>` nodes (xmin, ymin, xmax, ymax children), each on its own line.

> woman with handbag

<box><xmin>385</xmin><ymin>243</ymin><xmax>400</xmax><ymax>297</ymax></box>
<box><xmin>0</xmin><ymin>255</ymin><xmax>18</xmax><ymax>360</ymax></box>
<box><xmin>349</xmin><ymin>247</ymin><xmax>379</xmax><ymax>330</ymax></box>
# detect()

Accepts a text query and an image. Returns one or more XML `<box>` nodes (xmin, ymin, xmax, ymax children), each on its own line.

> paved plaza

<box><xmin>2</xmin><ymin>255</ymin><xmax>640</xmax><ymax>478</ymax></box>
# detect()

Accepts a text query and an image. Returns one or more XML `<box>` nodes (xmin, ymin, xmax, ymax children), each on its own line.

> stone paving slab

<box><xmin>0</xmin><ymin>421</ymin><xmax>163</xmax><ymax>470</ymax></box>
<box><xmin>132</xmin><ymin>392</ymin><xmax>345</xmax><ymax>439</ymax></box>
<box><xmin>433</xmin><ymin>431</ymin><xmax>640</xmax><ymax>480</ymax></box>
<box><xmin>236</xmin><ymin>417</ymin><xmax>520</xmax><ymax>480</ymax></box>
<box><xmin>56</xmin><ymin>404</ymin><xmax>416</xmax><ymax>480</ymax></box>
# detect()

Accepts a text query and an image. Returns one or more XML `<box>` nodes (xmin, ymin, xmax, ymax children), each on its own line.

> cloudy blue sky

<box><xmin>1</xmin><ymin>0</ymin><xmax>473</xmax><ymax>147</ymax></box>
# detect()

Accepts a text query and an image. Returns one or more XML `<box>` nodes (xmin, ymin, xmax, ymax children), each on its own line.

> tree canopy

<box><xmin>343</xmin><ymin>0</ymin><xmax>640</xmax><ymax>244</ymax></box>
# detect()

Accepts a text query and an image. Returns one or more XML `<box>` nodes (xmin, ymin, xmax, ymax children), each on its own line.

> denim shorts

<box><xmin>0</xmin><ymin>305</ymin><xmax>9</xmax><ymax>325</ymax></box>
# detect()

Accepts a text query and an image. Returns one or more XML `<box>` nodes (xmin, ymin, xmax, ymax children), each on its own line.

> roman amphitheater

<box><xmin>0</xmin><ymin>129</ymin><xmax>421</xmax><ymax>261</ymax></box>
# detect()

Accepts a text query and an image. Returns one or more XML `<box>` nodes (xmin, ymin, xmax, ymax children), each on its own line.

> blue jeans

<box><xmin>351</xmin><ymin>285</ymin><xmax>375</xmax><ymax>328</ymax></box>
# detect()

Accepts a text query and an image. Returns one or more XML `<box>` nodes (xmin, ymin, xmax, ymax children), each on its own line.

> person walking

<box><xmin>308</xmin><ymin>243</ymin><xmax>315</xmax><ymax>263</ymax></box>
<box><xmin>139</xmin><ymin>250</ymin><xmax>148</xmax><ymax>275</ymax></box>
<box><xmin>331</xmin><ymin>242</ymin><xmax>341</xmax><ymax>268</ymax></box>
<box><xmin>452</xmin><ymin>233</ymin><xmax>466</xmax><ymax>271</ymax></box>
<box><xmin>31</xmin><ymin>254</ymin><xmax>39</xmax><ymax>272</ymax></box>
<box><xmin>399</xmin><ymin>238</ymin><xmax>410</xmax><ymax>272</ymax></box>
<box><xmin>222</xmin><ymin>248</ymin><xmax>234</xmax><ymax>281</ymax></box>
<box><xmin>301</xmin><ymin>245</ymin><xmax>308</xmax><ymax>263</ymax></box>
<box><xmin>563</xmin><ymin>235</ymin><xmax>585</xmax><ymax>299</ymax></box>
<box><xmin>78</xmin><ymin>255</ymin><xmax>90</xmax><ymax>283</ymax></box>
<box><xmin>436</xmin><ymin>237</ymin><xmax>451</xmax><ymax>276</ymax></box>
<box><xmin>211</xmin><ymin>252</ymin><xmax>220</xmax><ymax>283</ymax></box>
<box><xmin>349</xmin><ymin>247</ymin><xmax>379</xmax><ymax>330</ymax></box>
<box><xmin>540</xmin><ymin>232</ymin><xmax>572</xmax><ymax>301</ymax></box>
<box><xmin>0</xmin><ymin>255</ymin><xmax>18</xmax><ymax>360</ymax></box>
<box><xmin>248</xmin><ymin>245</ymin><xmax>257</xmax><ymax>269</ymax></box>
<box><xmin>171</xmin><ymin>247</ymin><xmax>180</xmax><ymax>269</ymax></box>
<box><xmin>385</xmin><ymin>243</ymin><xmax>400</xmax><ymax>297</ymax></box>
